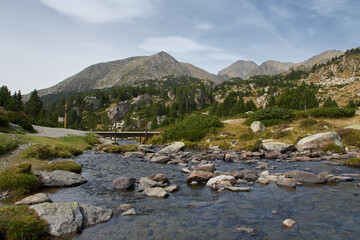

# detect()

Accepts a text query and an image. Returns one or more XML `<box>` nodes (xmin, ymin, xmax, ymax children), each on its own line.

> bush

<box><xmin>252</xmin><ymin>108</ymin><xmax>295</xmax><ymax>121</ymax></box>
<box><xmin>0</xmin><ymin>115</ymin><xmax>9</xmax><ymax>127</ymax></box>
<box><xmin>103</xmin><ymin>144</ymin><xmax>138</xmax><ymax>153</ymax></box>
<box><xmin>42</xmin><ymin>160</ymin><xmax>82</xmax><ymax>173</ymax></box>
<box><xmin>85</xmin><ymin>133</ymin><xmax>101</xmax><ymax>145</ymax></box>
<box><xmin>343</xmin><ymin>158</ymin><xmax>360</xmax><ymax>168</ymax></box>
<box><xmin>321</xmin><ymin>144</ymin><xmax>345</xmax><ymax>153</ymax></box>
<box><xmin>300</xmin><ymin>119</ymin><xmax>318</xmax><ymax>128</ymax></box>
<box><xmin>6</xmin><ymin>111</ymin><xmax>34</xmax><ymax>132</ymax></box>
<box><xmin>0</xmin><ymin>205</ymin><xmax>47</xmax><ymax>240</ymax></box>
<box><xmin>307</xmin><ymin>107</ymin><xmax>355</xmax><ymax>118</ymax></box>
<box><xmin>0</xmin><ymin>163</ymin><xmax>40</xmax><ymax>196</ymax></box>
<box><xmin>162</xmin><ymin>115</ymin><xmax>223</xmax><ymax>142</ymax></box>
<box><xmin>248</xmin><ymin>140</ymin><xmax>263</xmax><ymax>152</ymax></box>
<box><xmin>21</xmin><ymin>144</ymin><xmax>83</xmax><ymax>160</ymax></box>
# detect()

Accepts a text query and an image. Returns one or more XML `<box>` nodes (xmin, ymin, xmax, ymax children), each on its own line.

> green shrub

<box><xmin>0</xmin><ymin>164</ymin><xmax>39</xmax><ymax>196</ymax></box>
<box><xmin>0</xmin><ymin>115</ymin><xmax>9</xmax><ymax>127</ymax></box>
<box><xmin>21</xmin><ymin>144</ymin><xmax>83</xmax><ymax>160</ymax></box>
<box><xmin>162</xmin><ymin>115</ymin><xmax>223</xmax><ymax>142</ymax></box>
<box><xmin>343</xmin><ymin>158</ymin><xmax>360</xmax><ymax>168</ymax></box>
<box><xmin>300</xmin><ymin>119</ymin><xmax>318</xmax><ymax>128</ymax></box>
<box><xmin>307</xmin><ymin>107</ymin><xmax>355</xmax><ymax>118</ymax></box>
<box><xmin>103</xmin><ymin>144</ymin><xmax>138</xmax><ymax>153</ymax></box>
<box><xmin>261</xmin><ymin>119</ymin><xmax>285</xmax><ymax>127</ymax></box>
<box><xmin>6</xmin><ymin>111</ymin><xmax>34</xmax><ymax>132</ymax></box>
<box><xmin>0</xmin><ymin>205</ymin><xmax>47</xmax><ymax>240</ymax></box>
<box><xmin>248</xmin><ymin>139</ymin><xmax>263</xmax><ymax>152</ymax></box>
<box><xmin>252</xmin><ymin>108</ymin><xmax>295</xmax><ymax>121</ymax></box>
<box><xmin>42</xmin><ymin>160</ymin><xmax>82</xmax><ymax>173</ymax></box>
<box><xmin>85</xmin><ymin>133</ymin><xmax>101</xmax><ymax>145</ymax></box>
<box><xmin>321</xmin><ymin>144</ymin><xmax>345</xmax><ymax>153</ymax></box>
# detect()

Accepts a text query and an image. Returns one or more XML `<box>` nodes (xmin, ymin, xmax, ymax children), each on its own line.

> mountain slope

<box><xmin>218</xmin><ymin>50</ymin><xmax>344</xmax><ymax>79</ymax></box>
<box><xmin>37</xmin><ymin>52</ymin><xmax>222</xmax><ymax>97</ymax></box>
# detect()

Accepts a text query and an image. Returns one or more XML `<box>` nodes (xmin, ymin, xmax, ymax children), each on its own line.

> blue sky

<box><xmin>1</xmin><ymin>0</ymin><xmax>359</xmax><ymax>94</ymax></box>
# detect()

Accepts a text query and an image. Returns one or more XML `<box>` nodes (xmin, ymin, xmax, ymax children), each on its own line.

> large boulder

<box><xmin>106</xmin><ymin>101</ymin><xmax>132</xmax><ymax>120</ymax></box>
<box><xmin>284</xmin><ymin>170</ymin><xmax>326</xmax><ymax>184</ymax></box>
<box><xmin>30</xmin><ymin>202</ymin><xmax>112</xmax><ymax>237</ymax></box>
<box><xmin>158</xmin><ymin>141</ymin><xmax>185</xmax><ymax>154</ymax></box>
<box><xmin>262</xmin><ymin>142</ymin><xmax>295</xmax><ymax>153</ymax></box>
<box><xmin>256</xmin><ymin>94</ymin><xmax>269</xmax><ymax>108</ymax></box>
<box><xmin>15</xmin><ymin>193</ymin><xmax>52</xmax><ymax>205</ymax></box>
<box><xmin>206</xmin><ymin>175</ymin><xmax>236</xmax><ymax>190</ymax></box>
<box><xmin>250</xmin><ymin>121</ymin><xmax>265</xmax><ymax>133</ymax></box>
<box><xmin>187</xmin><ymin>171</ymin><xmax>214</xmax><ymax>183</ymax></box>
<box><xmin>35</xmin><ymin>170</ymin><xmax>87</xmax><ymax>187</ymax></box>
<box><xmin>150</xmin><ymin>155</ymin><xmax>170</xmax><ymax>163</ymax></box>
<box><xmin>112</xmin><ymin>177</ymin><xmax>136</xmax><ymax>190</ymax></box>
<box><xmin>296</xmin><ymin>131</ymin><xmax>344</xmax><ymax>152</ymax></box>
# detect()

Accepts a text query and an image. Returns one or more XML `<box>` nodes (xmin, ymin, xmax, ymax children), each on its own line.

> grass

<box><xmin>20</xmin><ymin>144</ymin><xmax>83</xmax><ymax>160</ymax></box>
<box><xmin>0</xmin><ymin>205</ymin><xmax>48</xmax><ymax>240</ymax></box>
<box><xmin>336</xmin><ymin>128</ymin><xmax>360</xmax><ymax>148</ymax></box>
<box><xmin>0</xmin><ymin>163</ymin><xmax>40</xmax><ymax>196</ymax></box>
<box><xmin>321</xmin><ymin>144</ymin><xmax>345</xmax><ymax>153</ymax></box>
<box><xmin>343</xmin><ymin>158</ymin><xmax>360</xmax><ymax>168</ymax></box>
<box><xmin>39</xmin><ymin>160</ymin><xmax>82</xmax><ymax>173</ymax></box>
<box><xmin>102</xmin><ymin>144</ymin><xmax>138</xmax><ymax>153</ymax></box>
<box><xmin>0</xmin><ymin>134</ymin><xmax>27</xmax><ymax>155</ymax></box>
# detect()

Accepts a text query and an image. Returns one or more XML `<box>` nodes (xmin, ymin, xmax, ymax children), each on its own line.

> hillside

<box><xmin>218</xmin><ymin>50</ymin><xmax>344</xmax><ymax>79</ymax></box>
<box><xmin>36</xmin><ymin>52</ymin><xmax>222</xmax><ymax>97</ymax></box>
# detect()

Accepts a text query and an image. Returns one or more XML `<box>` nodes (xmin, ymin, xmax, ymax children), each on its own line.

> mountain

<box><xmin>218</xmin><ymin>50</ymin><xmax>344</xmax><ymax>79</ymax></box>
<box><xmin>36</xmin><ymin>52</ymin><xmax>222</xmax><ymax>97</ymax></box>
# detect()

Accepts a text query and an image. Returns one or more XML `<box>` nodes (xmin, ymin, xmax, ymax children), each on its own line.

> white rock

<box><xmin>283</xmin><ymin>219</ymin><xmax>296</xmax><ymax>228</ymax></box>
<box><xmin>250</xmin><ymin>121</ymin><xmax>265</xmax><ymax>133</ymax></box>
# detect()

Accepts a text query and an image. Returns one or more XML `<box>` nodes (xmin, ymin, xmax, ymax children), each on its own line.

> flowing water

<box><xmin>46</xmin><ymin>146</ymin><xmax>360</xmax><ymax>240</ymax></box>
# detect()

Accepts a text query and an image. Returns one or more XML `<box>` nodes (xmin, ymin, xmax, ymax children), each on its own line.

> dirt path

<box><xmin>28</xmin><ymin>125</ymin><xmax>87</xmax><ymax>138</ymax></box>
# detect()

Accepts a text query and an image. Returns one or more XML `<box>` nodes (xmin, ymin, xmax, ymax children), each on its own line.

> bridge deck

<box><xmin>93</xmin><ymin>131</ymin><xmax>160</xmax><ymax>138</ymax></box>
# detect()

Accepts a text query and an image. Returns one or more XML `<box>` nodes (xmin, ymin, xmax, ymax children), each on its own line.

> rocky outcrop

<box><xmin>15</xmin><ymin>193</ymin><xmax>52</xmax><ymax>205</ymax></box>
<box><xmin>256</xmin><ymin>94</ymin><xmax>269</xmax><ymax>108</ymax></box>
<box><xmin>296</xmin><ymin>131</ymin><xmax>344</xmax><ymax>152</ymax></box>
<box><xmin>36</xmin><ymin>170</ymin><xmax>87</xmax><ymax>187</ymax></box>
<box><xmin>106</xmin><ymin>101</ymin><xmax>132</xmax><ymax>120</ymax></box>
<box><xmin>194</xmin><ymin>89</ymin><xmax>205</xmax><ymax>110</ymax></box>
<box><xmin>158</xmin><ymin>141</ymin><xmax>185</xmax><ymax>154</ymax></box>
<box><xmin>132</xmin><ymin>94</ymin><xmax>151</xmax><ymax>106</ymax></box>
<box><xmin>250</xmin><ymin>121</ymin><xmax>265</xmax><ymax>133</ymax></box>
<box><xmin>112</xmin><ymin>177</ymin><xmax>136</xmax><ymax>190</ymax></box>
<box><xmin>30</xmin><ymin>202</ymin><xmax>112</xmax><ymax>237</ymax></box>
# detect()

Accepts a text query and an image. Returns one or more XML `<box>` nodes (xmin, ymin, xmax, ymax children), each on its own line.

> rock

<box><xmin>206</xmin><ymin>175</ymin><xmax>236</xmax><ymax>190</ymax></box>
<box><xmin>122</xmin><ymin>208</ymin><xmax>136</xmax><ymax>216</ymax></box>
<box><xmin>194</xmin><ymin>163</ymin><xmax>216</xmax><ymax>172</ymax></box>
<box><xmin>276</xmin><ymin>177</ymin><xmax>297</xmax><ymax>188</ymax></box>
<box><xmin>165</xmin><ymin>185</ymin><xmax>179</xmax><ymax>192</ymax></box>
<box><xmin>262</xmin><ymin>142</ymin><xmax>295</xmax><ymax>153</ymax></box>
<box><xmin>236</xmin><ymin>226</ymin><xmax>255</xmax><ymax>235</ymax></box>
<box><xmin>143</xmin><ymin>187</ymin><xmax>169</xmax><ymax>198</ymax></box>
<box><xmin>138</xmin><ymin>177</ymin><xmax>168</xmax><ymax>190</ymax></box>
<box><xmin>150</xmin><ymin>155</ymin><xmax>170</xmax><ymax>163</ymax></box>
<box><xmin>30</xmin><ymin>202</ymin><xmax>83</xmax><ymax>236</ymax></box>
<box><xmin>239</xmin><ymin>170</ymin><xmax>258</xmax><ymax>181</ymax></box>
<box><xmin>148</xmin><ymin>174</ymin><xmax>169</xmax><ymax>184</ymax></box>
<box><xmin>15</xmin><ymin>193</ymin><xmax>52</xmax><ymax>205</ymax></box>
<box><xmin>112</xmin><ymin>177</ymin><xmax>136</xmax><ymax>190</ymax></box>
<box><xmin>79</xmin><ymin>204</ymin><xmax>113</xmax><ymax>228</ymax></box>
<box><xmin>227</xmin><ymin>187</ymin><xmax>251</xmax><ymax>192</ymax></box>
<box><xmin>187</xmin><ymin>171</ymin><xmax>214</xmax><ymax>183</ymax></box>
<box><xmin>36</xmin><ymin>170</ymin><xmax>87</xmax><ymax>187</ymax></box>
<box><xmin>265</xmin><ymin>151</ymin><xmax>279</xmax><ymax>159</ymax></box>
<box><xmin>123</xmin><ymin>151</ymin><xmax>145</xmax><ymax>158</ymax></box>
<box><xmin>225</xmin><ymin>153</ymin><xmax>238</xmax><ymax>161</ymax></box>
<box><xmin>296</xmin><ymin>132</ymin><xmax>344</xmax><ymax>152</ymax></box>
<box><xmin>284</xmin><ymin>170</ymin><xmax>326</xmax><ymax>184</ymax></box>
<box><xmin>256</xmin><ymin>177</ymin><xmax>270</xmax><ymax>185</ymax></box>
<box><xmin>106</xmin><ymin>101</ymin><xmax>132</xmax><ymax>120</ymax></box>
<box><xmin>194</xmin><ymin>89</ymin><xmax>205</xmax><ymax>110</ymax></box>
<box><xmin>250</xmin><ymin>121</ymin><xmax>265</xmax><ymax>133</ymax></box>
<box><xmin>283</xmin><ymin>219</ymin><xmax>296</xmax><ymax>228</ymax></box>
<box><xmin>158</xmin><ymin>141</ymin><xmax>185</xmax><ymax>154</ymax></box>
<box><xmin>181</xmin><ymin>168</ymin><xmax>191</xmax><ymax>174</ymax></box>
<box><xmin>256</xmin><ymin>94</ymin><xmax>269</xmax><ymax>108</ymax></box>
<box><xmin>117</xmin><ymin>204</ymin><xmax>133</xmax><ymax>211</ymax></box>
<box><xmin>132</xmin><ymin>94</ymin><xmax>151</xmax><ymax>106</ymax></box>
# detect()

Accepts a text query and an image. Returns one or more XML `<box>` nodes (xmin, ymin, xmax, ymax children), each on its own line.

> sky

<box><xmin>1</xmin><ymin>0</ymin><xmax>360</xmax><ymax>94</ymax></box>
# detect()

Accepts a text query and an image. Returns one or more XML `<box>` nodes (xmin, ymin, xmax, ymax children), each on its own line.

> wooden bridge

<box><xmin>93</xmin><ymin>131</ymin><xmax>160</xmax><ymax>139</ymax></box>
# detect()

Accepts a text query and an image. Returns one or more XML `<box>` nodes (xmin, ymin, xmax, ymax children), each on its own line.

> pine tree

<box><xmin>25</xmin><ymin>89</ymin><xmax>43</xmax><ymax>121</ymax></box>
<box><xmin>322</xmin><ymin>97</ymin><xmax>338</xmax><ymax>108</ymax></box>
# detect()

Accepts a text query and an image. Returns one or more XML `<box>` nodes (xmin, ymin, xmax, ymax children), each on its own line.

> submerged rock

<box><xmin>36</xmin><ymin>170</ymin><xmax>87</xmax><ymax>187</ymax></box>
<box><xmin>79</xmin><ymin>204</ymin><xmax>113</xmax><ymax>228</ymax></box>
<box><xmin>187</xmin><ymin>171</ymin><xmax>214</xmax><ymax>183</ymax></box>
<box><xmin>236</xmin><ymin>226</ymin><xmax>256</xmax><ymax>235</ymax></box>
<box><xmin>194</xmin><ymin>163</ymin><xmax>216</xmax><ymax>172</ymax></box>
<box><xmin>122</xmin><ymin>208</ymin><xmax>136</xmax><ymax>216</ymax></box>
<box><xmin>15</xmin><ymin>193</ymin><xmax>52</xmax><ymax>205</ymax></box>
<box><xmin>284</xmin><ymin>170</ymin><xmax>326</xmax><ymax>184</ymax></box>
<box><xmin>283</xmin><ymin>219</ymin><xmax>296</xmax><ymax>228</ymax></box>
<box><xmin>276</xmin><ymin>177</ymin><xmax>297</xmax><ymax>188</ymax></box>
<box><xmin>143</xmin><ymin>187</ymin><xmax>169</xmax><ymax>198</ymax></box>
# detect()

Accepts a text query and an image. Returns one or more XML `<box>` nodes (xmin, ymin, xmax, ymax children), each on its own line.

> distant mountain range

<box><xmin>35</xmin><ymin>49</ymin><xmax>344</xmax><ymax>97</ymax></box>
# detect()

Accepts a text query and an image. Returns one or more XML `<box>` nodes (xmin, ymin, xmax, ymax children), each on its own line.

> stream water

<box><xmin>45</xmin><ymin>145</ymin><xmax>360</xmax><ymax>240</ymax></box>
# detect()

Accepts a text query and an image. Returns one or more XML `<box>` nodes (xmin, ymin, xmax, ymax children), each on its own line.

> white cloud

<box><xmin>308</xmin><ymin>0</ymin><xmax>349</xmax><ymax>15</ymax></box>
<box><xmin>39</xmin><ymin>0</ymin><xmax>156</xmax><ymax>23</ymax></box>
<box><xmin>138</xmin><ymin>36</ymin><xmax>218</xmax><ymax>53</ymax></box>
